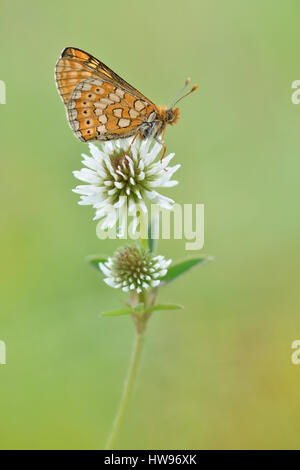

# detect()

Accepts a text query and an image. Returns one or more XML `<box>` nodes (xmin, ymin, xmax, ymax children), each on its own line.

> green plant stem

<box><xmin>141</xmin><ymin>236</ymin><xmax>148</xmax><ymax>250</ymax></box>
<box><xmin>105</xmin><ymin>329</ymin><xmax>146</xmax><ymax>450</ymax></box>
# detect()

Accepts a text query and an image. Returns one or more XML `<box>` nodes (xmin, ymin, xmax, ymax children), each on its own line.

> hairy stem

<box><xmin>105</xmin><ymin>328</ymin><xmax>146</xmax><ymax>450</ymax></box>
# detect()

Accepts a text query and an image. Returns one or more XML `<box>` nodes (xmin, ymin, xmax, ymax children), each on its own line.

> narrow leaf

<box><xmin>160</xmin><ymin>255</ymin><xmax>214</xmax><ymax>286</ymax></box>
<box><xmin>86</xmin><ymin>254</ymin><xmax>108</xmax><ymax>271</ymax></box>
<box><xmin>148</xmin><ymin>303</ymin><xmax>184</xmax><ymax>312</ymax></box>
<box><xmin>101</xmin><ymin>307</ymin><xmax>135</xmax><ymax>317</ymax></box>
<box><xmin>101</xmin><ymin>304</ymin><xmax>144</xmax><ymax>317</ymax></box>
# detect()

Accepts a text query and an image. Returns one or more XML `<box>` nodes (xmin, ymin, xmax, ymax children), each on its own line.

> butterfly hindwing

<box><xmin>67</xmin><ymin>78</ymin><xmax>156</xmax><ymax>142</ymax></box>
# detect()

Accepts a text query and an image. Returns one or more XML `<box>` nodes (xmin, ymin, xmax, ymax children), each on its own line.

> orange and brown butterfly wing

<box><xmin>67</xmin><ymin>78</ymin><xmax>156</xmax><ymax>142</ymax></box>
<box><xmin>55</xmin><ymin>47</ymin><xmax>159</xmax><ymax>142</ymax></box>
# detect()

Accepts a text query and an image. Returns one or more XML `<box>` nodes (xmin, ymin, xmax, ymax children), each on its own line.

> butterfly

<box><xmin>55</xmin><ymin>47</ymin><xmax>197</xmax><ymax>159</ymax></box>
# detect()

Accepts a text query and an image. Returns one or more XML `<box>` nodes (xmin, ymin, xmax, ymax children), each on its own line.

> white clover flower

<box><xmin>99</xmin><ymin>245</ymin><xmax>172</xmax><ymax>293</ymax></box>
<box><xmin>73</xmin><ymin>138</ymin><xmax>180</xmax><ymax>234</ymax></box>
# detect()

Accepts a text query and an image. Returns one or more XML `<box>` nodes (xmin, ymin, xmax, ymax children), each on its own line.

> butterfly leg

<box><xmin>124</xmin><ymin>131</ymin><xmax>144</xmax><ymax>157</ymax></box>
<box><xmin>160</xmin><ymin>142</ymin><xmax>167</xmax><ymax>162</ymax></box>
<box><xmin>153</xmin><ymin>137</ymin><xmax>167</xmax><ymax>162</ymax></box>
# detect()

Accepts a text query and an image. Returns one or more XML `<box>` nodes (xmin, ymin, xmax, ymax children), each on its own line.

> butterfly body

<box><xmin>55</xmin><ymin>48</ymin><xmax>183</xmax><ymax>149</ymax></box>
<box><xmin>138</xmin><ymin>106</ymin><xmax>180</xmax><ymax>141</ymax></box>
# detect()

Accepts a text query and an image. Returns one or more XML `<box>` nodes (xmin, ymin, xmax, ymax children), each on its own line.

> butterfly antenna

<box><xmin>170</xmin><ymin>78</ymin><xmax>198</xmax><ymax>108</ymax></box>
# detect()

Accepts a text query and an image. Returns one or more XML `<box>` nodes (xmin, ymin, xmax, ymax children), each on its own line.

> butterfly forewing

<box><xmin>55</xmin><ymin>47</ymin><xmax>159</xmax><ymax>142</ymax></box>
<box><xmin>55</xmin><ymin>49</ymin><xmax>97</xmax><ymax>104</ymax></box>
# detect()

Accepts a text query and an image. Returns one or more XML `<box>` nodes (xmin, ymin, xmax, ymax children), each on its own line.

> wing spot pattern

<box><xmin>80</xmin><ymin>83</ymin><xmax>92</xmax><ymax>92</ymax></box>
<box><xmin>135</xmin><ymin>100</ymin><xmax>146</xmax><ymax>112</ymax></box>
<box><xmin>73</xmin><ymin>90</ymin><xmax>82</xmax><ymax>99</ymax></box>
<box><xmin>95</xmin><ymin>87</ymin><xmax>104</xmax><ymax>95</ymax></box>
<box><xmin>118</xmin><ymin>118</ymin><xmax>130</xmax><ymax>128</ymax></box>
<box><xmin>109</xmin><ymin>93</ymin><xmax>121</xmax><ymax>103</ymax></box>
<box><xmin>100</xmin><ymin>97</ymin><xmax>114</xmax><ymax>106</ymax></box>
<box><xmin>97</xmin><ymin>125</ymin><xmax>107</xmax><ymax>134</ymax></box>
<box><xmin>115</xmin><ymin>88</ymin><xmax>125</xmax><ymax>98</ymax></box>
<box><xmin>95</xmin><ymin>101</ymin><xmax>108</xmax><ymax>110</ymax></box>
<box><xmin>98</xmin><ymin>115</ymin><xmax>108</xmax><ymax>124</ymax></box>
<box><xmin>69</xmin><ymin>109</ymin><xmax>78</xmax><ymax>120</ymax></box>
<box><xmin>129</xmin><ymin>109</ymin><xmax>139</xmax><ymax>119</ymax></box>
<box><xmin>113</xmin><ymin>108</ymin><xmax>123</xmax><ymax>118</ymax></box>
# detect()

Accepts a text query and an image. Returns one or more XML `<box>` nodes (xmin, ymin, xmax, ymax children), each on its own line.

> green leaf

<box><xmin>101</xmin><ymin>304</ymin><xmax>144</xmax><ymax>317</ymax></box>
<box><xmin>101</xmin><ymin>307</ymin><xmax>134</xmax><ymax>317</ymax></box>
<box><xmin>160</xmin><ymin>255</ymin><xmax>214</xmax><ymax>286</ymax></box>
<box><xmin>101</xmin><ymin>303</ymin><xmax>183</xmax><ymax>317</ymax></box>
<box><xmin>86</xmin><ymin>254</ymin><xmax>108</xmax><ymax>271</ymax></box>
<box><xmin>148</xmin><ymin>303</ymin><xmax>184</xmax><ymax>312</ymax></box>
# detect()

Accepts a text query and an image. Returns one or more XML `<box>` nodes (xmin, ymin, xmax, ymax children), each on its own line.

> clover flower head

<box><xmin>99</xmin><ymin>245</ymin><xmax>172</xmax><ymax>293</ymax></box>
<box><xmin>73</xmin><ymin>138</ymin><xmax>180</xmax><ymax>234</ymax></box>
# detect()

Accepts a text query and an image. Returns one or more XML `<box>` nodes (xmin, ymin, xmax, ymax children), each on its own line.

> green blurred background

<box><xmin>1</xmin><ymin>0</ymin><xmax>300</xmax><ymax>450</ymax></box>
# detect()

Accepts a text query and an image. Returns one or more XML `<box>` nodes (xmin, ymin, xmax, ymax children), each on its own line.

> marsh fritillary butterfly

<box><xmin>55</xmin><ymin>47</ymin><xmax>197</xmax><ymax>159</ymax></box>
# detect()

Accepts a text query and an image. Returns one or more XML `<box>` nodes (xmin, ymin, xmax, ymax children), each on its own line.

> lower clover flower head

<box><xmin>73</xmin><ymin>138</ymin><xmax>180</xmax><ymax>234</ymax></box>
<box><xmin>99</xmin><ymin>245</ymin><xmax>172</xmax><ymax>293</ymax></box>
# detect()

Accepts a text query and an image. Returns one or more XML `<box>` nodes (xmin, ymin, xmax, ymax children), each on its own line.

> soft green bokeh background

<box><xmin>1</xmin><ymin>0</ymin><xmax>300</xmax><ymax>450</ymax></box>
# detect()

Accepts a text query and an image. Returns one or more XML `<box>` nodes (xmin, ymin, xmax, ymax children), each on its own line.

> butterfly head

<box><xmin>166</xmin><ymin>107</ymin><xmax>180</xmax><ymax>125</ymax></box>
<box><xmin>158</xmin><ymin>106</ymin><xmax>180</xmax><ymax>126</ymax></box>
